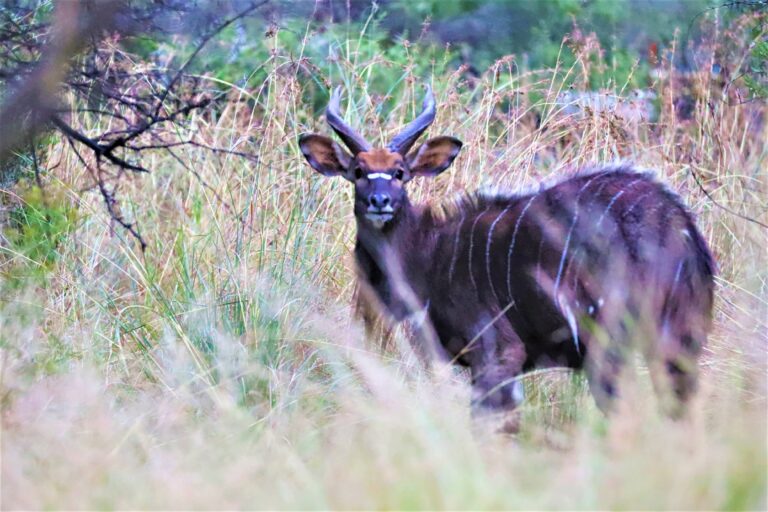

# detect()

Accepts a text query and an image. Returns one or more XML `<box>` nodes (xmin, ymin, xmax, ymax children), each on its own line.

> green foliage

<box><xmin>121</xmin><ymin>34</ymin><xmax>160</xmax><ymax>59</ymax></box>
<box><xmin>388</xmin><ymin>0</ymin><xmax>719</xmax><ymax>88</ymax></box>
<box><xmin>125</xmin><ymin>0</ymin><xmax>743</xmax><ymax>101</ymax></box>
<box><xmin>0</xmin><ymin>134</ymin><xmax>58</xmax><ymax>188</ymax></box>
<box><xmin>744</xmin><ymin>38</ymin><xmax>768</xmax><ymax>99</ymax></box>
<box><xmin>173</xmin><ymin>9</ymin><xmax>456</xmax><ymax>114</ymax></box>
<box><xmin>3</xmin><ymin>183</ymin><xmax>77</xmax><ymax>284</ymax></box>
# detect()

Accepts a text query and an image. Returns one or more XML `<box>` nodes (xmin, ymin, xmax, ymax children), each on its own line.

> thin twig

<box><xmin>689</xmin><ymin>167</ymin><xmax>768</xmax><ymax>230</ymax></box>
<box><xmin>51</xmin><ymin>116</ymin><xmax>150</xmax><ymax>173</ymax></box>
<box><xmin>152</xmin><ymin>1</ymin><xmax>269</xmax><ymax>118</ymax></box>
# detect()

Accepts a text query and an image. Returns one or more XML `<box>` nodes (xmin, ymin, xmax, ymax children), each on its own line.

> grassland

<box><xmin>1</xmin><ymin>21</ymin><xmax>766</xmax><ymax>510</ymax></box>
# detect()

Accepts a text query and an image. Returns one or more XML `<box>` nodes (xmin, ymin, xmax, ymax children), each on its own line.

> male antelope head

<box><xmin>299</xmin><ymin>86</ymin><xmax>462</xmax><ymax>230</ymax></box>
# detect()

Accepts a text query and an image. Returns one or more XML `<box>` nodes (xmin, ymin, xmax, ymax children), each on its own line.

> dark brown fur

<box><xmin>355</xmin><ymin>166</ymin><xmax>715</xmax><ymax>414</ymax></box>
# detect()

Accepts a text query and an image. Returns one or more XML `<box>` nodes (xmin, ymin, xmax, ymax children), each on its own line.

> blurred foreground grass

<box><xmin>1</xmin><ymin>18</ymin><xmax>766</xmax><ymax>510</ymax></box>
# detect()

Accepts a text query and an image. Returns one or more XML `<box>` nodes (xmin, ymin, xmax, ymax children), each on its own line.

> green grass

<box><xmin>1</xmin><ymin>18</ymin><xmax>766</xmax><ymax>510</ymax></box>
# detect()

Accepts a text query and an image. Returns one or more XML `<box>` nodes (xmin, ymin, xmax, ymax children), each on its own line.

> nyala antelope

<box><xmin>299</xmin><ymin>86</ymin><xmax>715</xmax><ymax>416</ymax></box>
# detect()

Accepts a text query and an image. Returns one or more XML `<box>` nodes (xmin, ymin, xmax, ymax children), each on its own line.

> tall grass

<box><xmin>1</xmin><ymin>17</ymin><xmax>766</xmax><ymax>510</ymax></box>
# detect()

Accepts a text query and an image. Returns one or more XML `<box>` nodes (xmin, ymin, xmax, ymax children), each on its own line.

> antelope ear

<box><xmin>299</xmin><ymin>134</ymin><xmax>352</xmax><ymax>178</ymax></box>
<box><xmin>406</xmin><ymin>136</ymin><xmax>462</xmax><ymax>178</ymax></box>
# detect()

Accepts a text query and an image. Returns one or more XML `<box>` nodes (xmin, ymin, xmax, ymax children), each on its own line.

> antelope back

<box><xmin>427</xmin><ymin>166</ymin><xmax>714</xmax><ymax>365</ymax></box>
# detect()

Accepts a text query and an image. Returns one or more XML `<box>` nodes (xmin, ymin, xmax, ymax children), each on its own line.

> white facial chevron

<box><xmin>367</xmin><ymin>173</ymin><xmax>392</xmax><ymax>180</ymax></box>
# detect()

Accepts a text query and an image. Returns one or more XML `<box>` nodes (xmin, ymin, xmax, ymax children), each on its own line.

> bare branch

<box><xmin>0</xmin><ymin>0</ymin><xmax>268</xmax><ymax>250</ymax></box>
<box><xmin>0</xmin><ymin>0</ymin><xmax>122</xmax><ymax>165</ymax></box>
<box><xmin>152</xmin><ymin>1</ymin><xmax>269</xmax><ymax>118</ymax></box>
<box><xmin>689</xmin><ymin>167</ymin><xmax>768</xmax><ymax>230</ymax></box>
<box><xmin>51</xmin><ymin>116</ymin><xmax>150</xmax><ymax>174</ymax></box>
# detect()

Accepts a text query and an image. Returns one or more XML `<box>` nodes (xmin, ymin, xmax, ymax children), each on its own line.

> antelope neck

<box><xmin>355</xmin><ymin>201</ymin><xmax>435</xmax><ymax>309</ymax></box>
<box><xmin>356</xmin><ymin>200</ymin><xmax>425</xmax><ymax>254</ymax></box>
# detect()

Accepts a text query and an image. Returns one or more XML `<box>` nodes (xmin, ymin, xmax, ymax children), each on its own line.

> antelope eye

<box><xmin>394</xmin><ymin>169</ymin><xmax>404</xmax><ymax>180</ymax></box>
<box><xmin>354</xmin><ymin>168</ymin><xmax>363</xmax><ymax>180</ymax></box>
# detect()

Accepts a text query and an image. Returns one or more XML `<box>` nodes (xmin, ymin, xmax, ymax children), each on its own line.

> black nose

<box><xmin>369</xmin><ymin>193</ymin><xmax>391</xmax><ymax>209</ymax></box>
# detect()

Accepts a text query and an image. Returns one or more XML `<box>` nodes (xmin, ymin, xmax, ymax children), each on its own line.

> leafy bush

<box><xmin>4</xmin><ymin>183</ymin><xmax>77</xmax><ymax>284</ymax></box>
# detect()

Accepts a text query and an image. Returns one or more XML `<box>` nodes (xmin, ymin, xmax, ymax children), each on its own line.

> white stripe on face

<box><xmin>367</xmin><ymin>173</ymin><xmax>392</xmax><ymax>180</ymax></box>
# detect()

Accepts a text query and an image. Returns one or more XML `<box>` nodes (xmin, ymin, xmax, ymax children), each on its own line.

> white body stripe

<box><xmin>567</xmin><ymin>248</ymin><xmax>580</xmax><ymax>290</ymax></box>
<box><xmin>597</xmin><ymin>190</ymin><xmax>624</xmax><ymax>226</ymax></box>
<box><xmin>592</xmin><ymin>178</ymin><xmax>613</xmax><ymax>197</ymax></box>
<box><xmin>553</xmin><ymin>173</ymin><xmax>607</xmax><ymax>304</ymax></box>
<box><xmin>486</xmin><ymin>206</ymin><xmax>512</xmax><ymax>303</ymax></box>
<box><xmin>624</xmin><ymin>191</ymin><xmax>652</xmax><ymax>216</ymax></box>
<box><xmin>672</xmin><ymin>259</ymin><xmax>685</xmax><ymax>290</ymax></box>
<box><xmin>367</xmin><ymin>173</ymin><xmax>392</xmax><ymax>180</ymax></box>
<box><xmin>506</xmin><ymin>195</ymin><xmax>537</xmax><ymax>300</ymax></box>
<box><xmin>662</xmin><ymin>260</ymin><xmax>686</xmax><ymax>328</ymax></box>
<box><xmin>448</xmin><ymin>213</ymin><xmax>466</xmax><ymax>285</ymax></box>
<box><xmin>561</xmin><ymin>297</ymin><xmax>581</xmax><ymax>355</ymax></box>
<box><xmin>468</xmin><ymin>207</ymin><xmax>491</xmax><ymax>291</ymax></box>
<box><xmin>597</xmin><ymin>178</ymin><xmax>642</xmax><ymax>227</ymax></box>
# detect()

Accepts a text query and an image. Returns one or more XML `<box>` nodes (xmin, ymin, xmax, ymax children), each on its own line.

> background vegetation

<box><xmin>1</xmin><ymin>0</ymin><xmax>766</xmax><ymax>509</ymax></box>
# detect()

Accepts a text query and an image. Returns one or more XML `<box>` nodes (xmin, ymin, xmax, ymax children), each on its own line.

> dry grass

<box><xmin>1</xmin><ymin>22</ymin><xmax>766</xmax><ymax>510</ymax></box>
